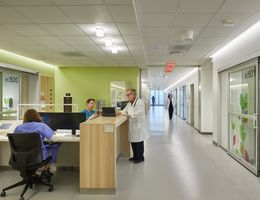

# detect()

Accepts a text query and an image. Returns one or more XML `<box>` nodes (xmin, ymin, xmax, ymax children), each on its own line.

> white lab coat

<box><xmin>121</xmin><ymin>97</ymin><xmax>149</xmax><ymax>142</ymax></box>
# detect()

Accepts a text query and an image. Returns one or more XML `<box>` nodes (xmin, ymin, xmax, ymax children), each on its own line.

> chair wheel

<box><xmin>48</xmin><ymin>186</ymin><xmax>53</xmax><ymax>192</ymax></box>
<box><xmin>29</xmin><ymin>184</ymin><xmax>33</xmax><ymax>189</ymax></box>
<box><xmin>20</xmin><ymin>197</ymin><xmax>24</xmax><ymax>200</ymax></box>
<box><xmin>0</xmin><ymin>191</ymin><xmax>6</xmax><ymax>197</ymax></box>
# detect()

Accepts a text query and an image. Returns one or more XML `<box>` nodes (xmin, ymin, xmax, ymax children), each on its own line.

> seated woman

<box><xmin>14</xmin><ymin>109</ymin><xmax>60</xmax><ymax>178</ymax></box>
<box><xmin>82</xmin><ymin>98</ymin><xmax>96</xmax><ymax>119</ymax></box>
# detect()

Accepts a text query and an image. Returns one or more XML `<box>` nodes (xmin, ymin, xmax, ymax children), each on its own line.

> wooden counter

<box><xmin>79</xmin><ymin>116</ymin><xmax>129</xmax><ymax>194</ymax></box>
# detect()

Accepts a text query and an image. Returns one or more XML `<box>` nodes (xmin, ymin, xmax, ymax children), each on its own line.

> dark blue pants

<box><xmin>45</xmin><ymin>143</ymin><xmax>60</xmax><ymax>163</ymax></box>
<box><xmin>131</xmin><ymin>141</ymin><xmax>144</xmax><ymax>161</ymax></box>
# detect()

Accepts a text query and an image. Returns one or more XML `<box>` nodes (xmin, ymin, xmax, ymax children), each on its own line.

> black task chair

<box><xmin>1</xmin><ymin>133</ymin><xmax>54</xmax><ymax>200</ymax></box>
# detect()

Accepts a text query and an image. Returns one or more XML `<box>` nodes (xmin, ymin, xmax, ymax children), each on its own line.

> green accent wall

<box><xmin>55</xmin><ymin>67</ymin><xmax>139</xmax><ymax>111</ymax></box>
<box><xmin>0</xmin><ymin>49</ymin><xmax>55</xmax><ymax>76</ymax></box>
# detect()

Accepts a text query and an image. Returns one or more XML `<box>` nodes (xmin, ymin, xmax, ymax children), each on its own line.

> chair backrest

<box><xmin>7</xmin><ymin>133</ymin><xmax>43</xmax><ymax>177</ymax></box>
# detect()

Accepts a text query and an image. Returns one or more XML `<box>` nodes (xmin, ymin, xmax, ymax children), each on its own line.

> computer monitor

<box><xmin>101</xmin><ymin>107</ymin><xmax>116</xmax><ymax>117</ymax></box>
<box><xmin>117</xmin><ymin>101</ymin><xmax>128</xmax><ymax>110</ymax></box>
<box><xmin>39</xmin><ymin>112</ymin><xmax>86</xmax><ymax>135</ymax></box>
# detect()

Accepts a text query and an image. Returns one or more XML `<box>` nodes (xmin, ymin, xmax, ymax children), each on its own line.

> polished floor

<box><xmin>1</xmin><ymin>106</ymin><xmax>260</xmax><ymax>200</ymax></box>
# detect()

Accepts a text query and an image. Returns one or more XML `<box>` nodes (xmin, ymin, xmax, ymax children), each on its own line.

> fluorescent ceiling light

<box><xmin>105</xmin><ymin>39</ymin><xmax>112</xmax><ymax>47</ymax></box>
<box><xmin>112</xmin><ymin>46</ymin><xmax>118</xmax><ymax>54</ymax></box>
<box><xmin>163</xmin><ymin>68</ymin><xmax>198</xmax><ymax>92</ymax></box>
<box><xmin>210</xmin><ymin>21</ymin><xmax>260</xmax><ymax>58</ymax></box>
<box><xmin>96</xmin><ymin>27</ymin><xmax>104</xmax><ymax>37</ymax></box>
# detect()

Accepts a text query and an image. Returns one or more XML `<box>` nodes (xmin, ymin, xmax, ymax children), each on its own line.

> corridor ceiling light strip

<box><xmin>0</xmin><ymin>49</ymin><xmax>58</xmax><ymax>68</ymax></box>
<box><xmin>210</xmin><ymin>21</ymin><xmax>260</xmax><ymax>58</ymax></box>
<box><xmin>163</xmin><ymin>68</ymin><xmax>198</xmax><ymax>93</ymax></box>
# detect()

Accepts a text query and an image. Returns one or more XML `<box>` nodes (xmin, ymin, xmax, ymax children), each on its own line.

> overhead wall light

<box><xmin>96</xmin><ymin>27</ymin><xmax>104</xmax><ymax>37</ymax></box>
<box><xmin>105</xmin><ymin>39</ymin><xmax>112</xmax><ymax>47</ymax></box>
<box><xmin>210</xmin><ymin>21</ymin><xmax>260</xmax><ymax>58</ymax></box>
<box><xmin>112</xmin><ymin>46</ymin><xmax>118</xmax><ymax>54</ymax></box>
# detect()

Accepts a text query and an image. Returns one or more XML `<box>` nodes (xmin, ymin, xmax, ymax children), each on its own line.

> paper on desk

<box><xmin>55</xmin><ymin>129</ymin><xmax>72</xmax><ymax>136</ymax></box>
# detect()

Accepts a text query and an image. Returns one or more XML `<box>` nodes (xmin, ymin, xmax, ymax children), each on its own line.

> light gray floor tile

<box><xmin>1</xmin><ymin>106</ymin><xmax>260</xmax><ymax>200</ymax></box>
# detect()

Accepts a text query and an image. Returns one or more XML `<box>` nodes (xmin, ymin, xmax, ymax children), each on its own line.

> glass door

<box><xmin>228</xmin><ymin>59</ymin><xmax>259</xmax><ymax>175</ymax></box>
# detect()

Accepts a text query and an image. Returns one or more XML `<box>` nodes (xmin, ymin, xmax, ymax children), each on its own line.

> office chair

<box><xmin>0</xmin><ymin>133</ymin><xmax>54</xmax><ymax>200</ymax></box>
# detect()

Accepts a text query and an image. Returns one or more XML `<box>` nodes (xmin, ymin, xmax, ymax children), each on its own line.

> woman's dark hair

<box><xmin>23</xmin><ymin>109</ymin><xmax>42</xmax><ymax>123</ymax></box>
<box><xmin>86</xmin><ymin>98</ymin><xmax>95</xmax><ymax>105</ymax></box>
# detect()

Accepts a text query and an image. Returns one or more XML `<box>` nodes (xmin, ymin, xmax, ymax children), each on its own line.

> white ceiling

<box><xmin>0</xmin><ymin>0</ymin><xmax>260</xmax><ymax>89</ymax></box>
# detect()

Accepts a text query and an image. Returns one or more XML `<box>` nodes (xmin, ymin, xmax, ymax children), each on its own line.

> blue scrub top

<box><xmin>14</xmin><ymin>122</ymin><xmax>54</xmax><ymax>160</ymax></box>
<box><xmin>82</xmin><ymin>109</ymin><xmax>95</xmax><ymax>119</ymax></box>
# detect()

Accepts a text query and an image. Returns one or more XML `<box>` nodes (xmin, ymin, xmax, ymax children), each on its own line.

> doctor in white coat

<box><xmin>120</xmin><ymin>88</ymin><xmax>148</xmax><ymax>163</ymax></box>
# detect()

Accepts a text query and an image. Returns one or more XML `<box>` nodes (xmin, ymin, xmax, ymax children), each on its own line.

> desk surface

<box><xmin>0</xmin><ymin>134</ymin><xmax>79</xmax><ymax>142</ymax></box>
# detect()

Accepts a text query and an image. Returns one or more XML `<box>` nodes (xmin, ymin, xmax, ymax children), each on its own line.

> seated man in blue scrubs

<box><xmin>82</xmin><ymin>98</ymin><xmax>96</xmax><ymax>119</ymax></box>
<box><xmin>14</xmin><ymin>109</ymin><xmax>60</xmax><ymax>178</ymax></box>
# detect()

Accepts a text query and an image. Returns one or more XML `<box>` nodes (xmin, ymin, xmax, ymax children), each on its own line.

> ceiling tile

<box><xmin>0</xmin><ymin>36</ymin><xmax>37</xmax><ymax>45</ymax></box>
<box><xmin>0</xmin><ymin>7</ymin><xmax>30</xmax><ymax>23</ymax></box>
<box><xmin>174</xmin><ymin>14</ymin><xmax>212</xmax><ymax>27</ymax></box>
<box><xmin>117</xmin><ymin>23</ymin><xmax>139</xmax><ymax>35</ymax></box>
<box><xmin>58</xmin><ymin>36</ymin><xmax>94</xmax><ymax>45</ymax></box>
<box><xmin>141</xmin><ymin>27</ymin><xmax>172</xmax><ymax>38</ymax></box>
<box><xmin>103</xmin><ymin>0</ymin><xmax>131</xmax><ymax>4</ymax></box>
<box><xmin>40</xmin><ymin>24</ymin><xmax>85</xmax><ymax>36</ymax></box>
<box><xmin>142</xmin><ymin>36</ymin><xmax>169</xmax><ymax>45</ymax></box>
<box><xmin>14</xmin><ymin>6</ymin><xmax>71</xmax><ymax>23</ymax></box>
<box><xmin>30</xmin><ymin>36</ymin><xmax>68</xmax><ymax>46</ymax></box>
<box><xmin>52</xmin><ymin>0</ymin><xmax>103</xmax><ymax>5</ymax></box>
<box><xmin>200</xmin><ymin>27</ymin><xmax>234</xmax><ymax>37</ymax></box>
<box><xmin>73</xmin><ymin>44</ymin><xmax>102</xmax><ymax>52</ymax></box>
<box><xmin>0</xmin><ymin>26</ymin><xmax>19</xmax><ymax>36</ymax></box>
<box><xmin>208</xmin><ymin>13</ymin><xmax>251</xmax><ymax>27</ymax></box>
<box><xmin>60</xmin><ymin>6</ymin><xmax>113</xmax><ymax>23</ymax></box>
<box><xmin>179</xmin><ymin>0</ymin><xmax>224</xmax><ymax>13</ymax></box>
<box><xmin>194</xmin><ymin>36</ymin><xmax>223</xmax><ymax>45</ymax></box>
<box><xmin>1</xmin><ymin>0</ymin><xmax>54</xmax><ymax>5</ymax></box>
<box><xmin>4</xmin><ymin>24</ymin><xmax>51</xmax><ymax>36</ymax></box>
<box><xmin>108</xmin><ymin>5</ymin><xmax>136</xmax><ymax>22</ymax></box>
<box><xmin>139</xmin><ymin>13</ymin><xmax>174</xmax><ymax>27</ymax></box>
<box><xmin>136</xmin><ymin>0</ymin><xmax>179</xmax><ymax>13</ymax></box>
<box><xmin>78</xmin><ymin>23</ymin><xmax>120</xmax><ymax>35</ymax></box>
<box><xmin>123</xmin><ymin>35</ymin><xmax>142</xmax><ymax>44</ymax></box>
<box><xmin>219</xmin><ymin>0</ymin><xmax>260</xmax><ymax>13</ymax></box>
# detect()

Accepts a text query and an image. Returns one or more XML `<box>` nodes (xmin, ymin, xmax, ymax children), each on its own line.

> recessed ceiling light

<box><xmin>112</xmin><ymin>46</ymin><xmax>118</xmax><ymax>54</ymax></box>
<box><xmin>105</xmin><ymin>39</ymin><xmax>112</xmax><ymax>47</ymax></box>
<box><xmin>96</xmin><ymin>27</ymin><xmax>104</xmax><ymax>37</ymax></box>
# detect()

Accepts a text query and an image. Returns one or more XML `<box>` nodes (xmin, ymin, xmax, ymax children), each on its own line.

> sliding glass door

<box><xmin>228</xmin><ymin>59</ymin><xmax>259</xmax><ymax>175</ymax></box>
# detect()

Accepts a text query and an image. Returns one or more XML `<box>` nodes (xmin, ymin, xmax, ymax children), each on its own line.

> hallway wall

<box><xmin>212</xmin><ymin>21</ymin><xmax>260</xmax><ymax>144</ymax></box>
<box><xmin>170</xmin><ymin>68</ymin><xmax>199</xmax><ymax>130</ymax></box>
<box><xmin>200</xmin><ymin>61</ymin><xmax>213</xmax><ymax>133</ymax></box>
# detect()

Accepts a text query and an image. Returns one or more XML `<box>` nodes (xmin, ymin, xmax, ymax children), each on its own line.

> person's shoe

<box><xmin>128</xmin><ymin>157</ymin><xmax>135</xmax><ymax>161</ymax></box>
<box><xmin>134</xmin><ymin>158</ymin><xmax>144</xmax><ymax>164</ymax></box>
<box><xmin>41</xmin><ymin>170</ymin><xmax>54</xmax><ymax>179</ymax></box>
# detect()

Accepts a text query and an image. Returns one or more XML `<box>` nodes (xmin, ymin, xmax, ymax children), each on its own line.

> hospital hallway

<box><xmin>1</xmin><ymin>106</ymin><xmax>260</xmax><ymax>200</ymax></box>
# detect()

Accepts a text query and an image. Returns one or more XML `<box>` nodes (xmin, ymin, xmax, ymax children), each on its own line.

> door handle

<box><xmin>253</xmin><ymin>113</ymin><xmax>258</xmax><ymax>129</ymax></box>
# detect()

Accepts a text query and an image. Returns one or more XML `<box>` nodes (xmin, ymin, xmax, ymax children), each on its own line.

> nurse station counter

<box><xmin>0</xmin><ymin>115</ymin><xmax>129</xmax><ymax>194</ymax></box>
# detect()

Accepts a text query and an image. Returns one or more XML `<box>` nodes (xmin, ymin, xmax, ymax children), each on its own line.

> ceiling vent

<box><xmin>60</xmin><ymin>52</ymin><xmax>86</xmax><ymax>57</ymax></box>
<box><xmin>168</xmin><ymin>45</ymin><xmax>192</xmax><ymax>55</ymax></box>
